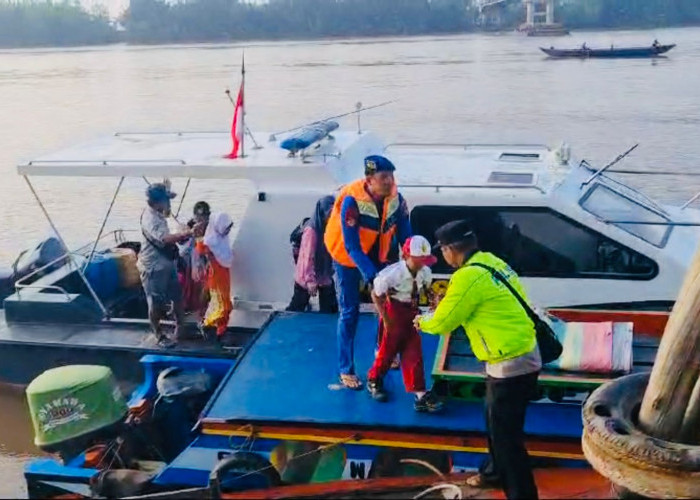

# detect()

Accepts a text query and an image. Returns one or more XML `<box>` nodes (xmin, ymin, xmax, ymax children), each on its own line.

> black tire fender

<box><xmin>582</xmin><ymin>372</ymin><xmax>700</xmax><ymax>498</ymax></box>
<box><xmin>209</xmin><ymin>451</ymin><xmax>281</xmax><ymax>497</ymax></box>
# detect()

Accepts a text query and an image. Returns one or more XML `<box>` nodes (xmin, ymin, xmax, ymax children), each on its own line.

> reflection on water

<box><xmin>1</xmin><ymin>26</ymin><xmax>700</xmax><ymax>496</ymax></box>
<box><xmin>0</xmin><ymin>384</ymin><xmax>37</xmax><ymax>498</ymax></box>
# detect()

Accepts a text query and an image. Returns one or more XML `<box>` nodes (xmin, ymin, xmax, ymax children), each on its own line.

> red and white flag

<box><xmin>226</xmin><ymin>82</ymin><xmax>244</xmax><ymax>159</ymax></box>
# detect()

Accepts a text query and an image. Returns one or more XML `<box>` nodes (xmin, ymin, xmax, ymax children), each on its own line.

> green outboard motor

<box><xmin>26</xmin><ymin>365</ymin><xmax>128</xmax><ymax>462</ymax></box>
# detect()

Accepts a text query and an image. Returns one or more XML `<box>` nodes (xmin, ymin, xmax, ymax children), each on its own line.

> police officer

<box><xmin>324</xmin><ymin>155</ymin><xmax>412</xmax><ymax>390</ymax></box>
<box><xmin>415</xmin><ymin>220</ymin><xmax>541</xmax><ymax>500</ymax></box>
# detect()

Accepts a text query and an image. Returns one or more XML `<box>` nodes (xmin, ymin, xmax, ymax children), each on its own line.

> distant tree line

<box><xmin>560</xmin><ymin>0</ymin><xmax>700</xmax><ymax>29</ymax></box>
<box><xmin>123</xmin><ymin>0</ymin><xmax>475</xmax><ymax>44</ymax></box>
<box><xmin>2</xmin><ymin>0</ymin><xmax>700</xmax><ymax>48</ymax></box>
<box><xmin>0</xmin><ymin>1</ymin><xmax>117</xmax><ymax>48</ymax></box>
<box><xmin>497</xmin><ymin>0</ymin><xmax>700</xmax><ymax>31</ymax></box>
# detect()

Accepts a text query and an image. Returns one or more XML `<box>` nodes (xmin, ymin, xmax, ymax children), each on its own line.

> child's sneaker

<box><xmin>414</xmin><ymin>391</ymin><xmax>444</xmax><ymax>413</ymax></box>
<box><xmin>367</xmin><ymin>379</ymin><xmax>388</xmax><ymax>402</ymax></box>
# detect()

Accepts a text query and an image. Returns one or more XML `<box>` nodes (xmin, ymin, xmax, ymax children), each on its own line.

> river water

<box><xmin>0</xmin><ymin>27</ymin><xmax>698</xmax><ymax>496</ymax></box>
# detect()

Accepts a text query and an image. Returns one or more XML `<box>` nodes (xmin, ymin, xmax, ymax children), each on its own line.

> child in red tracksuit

<box><xmin>367</xmin><ymin>235</ymin><xmax>443</xmax><ymax>413</ymax></box>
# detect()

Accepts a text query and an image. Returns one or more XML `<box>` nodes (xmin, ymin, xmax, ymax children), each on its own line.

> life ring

<box><xmin>582</xmin><ymin>372</ymin><xmax>700</xmax><ymax>498</ymax></box>
<box><xmin>209</xmin><ymin>451</ymin><xmax>281</xmax><ymax>496</ymax></box>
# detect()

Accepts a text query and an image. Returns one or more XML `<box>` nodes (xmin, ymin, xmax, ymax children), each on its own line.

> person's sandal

<box><xmin>340</xmin><ymin>374</ymin><xmax>363</xmax><ymax>390</ymax></box>
<box><xmin>156</xmin><ymin>335</ymin><xmax>177</xmax><ymax>349</ymax></box>
<box><xmin>466</xmin><ymin>474</ymin><xmax>499</xmax><ymax>489</ymax></box>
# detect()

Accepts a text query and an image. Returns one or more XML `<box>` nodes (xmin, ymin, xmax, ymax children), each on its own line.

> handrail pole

<box><xmin>23</xmin><ymin>176</ymin><xmax>109</xmax><ymax>318</ymax></box>
<box><xmin>16</xmin><ymin>284</ymin><xmax>72</xmax><ymax>301</ymax></box>
<box><xmin>682</xmin><ymin>191</ymin><xmax>700</xmax><ymax>210</ymax></box>
<box><xmin>581</xmin><ymin>143</ymin><xmax>639</xmax><ymax>188</ymax></box>
<box><xmin>14</xmin><ymin>230</ymin><xmax>138</xmax><ymax>292</ymax></box>
<box><xmin>175</xmin><ymin>178</ymin><xmax>191</xmax><ymax>218</ymax></box>
<box><xmin>83</xmin><ymin>177</ymin><xmax>124</xmax><ymax>272</ymax></box>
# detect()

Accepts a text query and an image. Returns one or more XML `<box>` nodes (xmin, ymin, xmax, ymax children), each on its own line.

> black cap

<box><xmin>434</xmin><ymin>220</ymin><xmax>475</xmax><ymax>249</ymax></box>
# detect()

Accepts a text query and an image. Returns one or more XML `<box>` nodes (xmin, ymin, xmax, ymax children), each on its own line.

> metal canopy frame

<box><xmin>20</xmin><ymin>173</ymin><xmax>193</xmax><ymax>321</ymax></box>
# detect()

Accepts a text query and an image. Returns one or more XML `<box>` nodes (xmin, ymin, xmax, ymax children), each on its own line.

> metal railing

<box><xmin>399</xmin><ymin>183</ymin><xmax>546</xmax><ymax>193</ymax></box>
<box><xmin>14</xmin><ymin>229</ymin><xmax>138</xmax><ymax>297</ymax></box>
<box><xmin>385</xmin><ymin>142</ymin><xmax>550</xmax><ymax>152</ymax></box>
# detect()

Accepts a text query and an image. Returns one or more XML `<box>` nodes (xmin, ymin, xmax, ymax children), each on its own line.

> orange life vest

<box><xmin>324</xmin><ymin>179</ymin><xmax>401</xmax><ymax>268</ymax></box>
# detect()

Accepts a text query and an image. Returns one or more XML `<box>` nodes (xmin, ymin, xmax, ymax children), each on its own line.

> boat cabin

<box><xmin>7</xmin><ymin>126</ymin><xmax>700</xmax><ymax>323</ymax></box>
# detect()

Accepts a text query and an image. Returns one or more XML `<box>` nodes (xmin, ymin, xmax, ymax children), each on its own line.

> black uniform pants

<box><xmin>479</xmin><ymin>370</ymin><xmax>539</xmax><ymax>500</ymax></box>
<box><xmin>286</xmin><ymin>282</ymin><xmax>338</xmax><ymax>313</ymax></box>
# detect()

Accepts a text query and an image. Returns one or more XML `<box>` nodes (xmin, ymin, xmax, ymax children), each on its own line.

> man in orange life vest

<box><xmin>324</xmin><ymin>155</ymin><xmax>412</xmax><ymax>390</ymax></box>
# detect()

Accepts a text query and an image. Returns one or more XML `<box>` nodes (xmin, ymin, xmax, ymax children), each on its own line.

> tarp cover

<box><xmin>547</xmin><ymin>320</ymin><xmax>634</xmax><ymax>373</ymax></box>
<box><xmin>26</xmin><ymin>365</ymin><xmax>127</xmax><ymax>447</ymax></box>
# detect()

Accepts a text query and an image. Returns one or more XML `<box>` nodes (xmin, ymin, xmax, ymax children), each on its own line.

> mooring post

<box><xmin>638</xmin><ymin>246</ymin><xmax>700</xmax><ymax>441</ymax></box>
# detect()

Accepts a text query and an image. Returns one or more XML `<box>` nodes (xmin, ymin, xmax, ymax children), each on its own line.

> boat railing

<box><xmin>399</xmin><ymin>183</ymin><xmax>547</xmax><ymax>193</ymax></box>
<box><xmin>385</xmin><ymin>142</ymin><xmax>550</xmax><ymax>152</ymax></box>
<box><xmin>14</xmin><ymin>229</ymin><xmax>138</xmax><ymax>298</ymax></box>
<box><xmin>25</xmin><ymin>158</ymin><xmax>188</xmax><ymax>168</ymax></box>
<box><xmin>579</xmin><ymin>158</ymin><xmax>700</xmax><ymax>212</ymax></box>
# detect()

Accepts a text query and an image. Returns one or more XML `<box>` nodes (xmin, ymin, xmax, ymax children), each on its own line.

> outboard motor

<box><xmin>0</xmin><ymin>237</ymin><xmax>67</xmax><ymax>303</ymax></box>
<box><xmin>26</xmin><ymin>365</ymin><xmax>127</xmax><ymax>463</ymax></box>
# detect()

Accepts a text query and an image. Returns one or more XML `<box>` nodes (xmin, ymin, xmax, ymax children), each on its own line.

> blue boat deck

<box><xmin>202</xmin><ymin>312</ymin><xmax>583</xmax><ymax>439</ymax></box>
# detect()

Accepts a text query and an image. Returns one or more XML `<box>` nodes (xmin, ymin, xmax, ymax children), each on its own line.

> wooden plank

<box><xmin>201</xmin><ymin>422</ymin><xmax>583</xmax><ymax>458</ymax></box>
<box><xmin>219</xmin><ymin>468</ymin><xmax>613</xmax><ymax>499</ymax></box>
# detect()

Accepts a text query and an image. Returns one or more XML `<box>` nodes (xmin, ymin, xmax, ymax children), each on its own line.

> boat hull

<box><xmin>541</xmin><ymin>44</ymin><xmax>676</xmax><ymax>58</ymax></box>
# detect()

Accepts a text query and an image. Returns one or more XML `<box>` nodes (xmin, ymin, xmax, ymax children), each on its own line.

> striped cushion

<box><xmin>545</xmin><ymin>317</ymin><xmax>633</xmax><ymax>374</ymax></box>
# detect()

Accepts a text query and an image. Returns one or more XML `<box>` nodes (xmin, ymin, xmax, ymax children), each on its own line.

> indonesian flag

<box><xmin>226</xmin><ymin>82</ymin><xmax>244</xmax><ymax>159</ymax></box>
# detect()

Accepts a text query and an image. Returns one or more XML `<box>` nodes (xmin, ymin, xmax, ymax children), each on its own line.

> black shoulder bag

<box><xmin>140</xmin><ymin>212</ymin><xmax>180</xmax><ymax>261</ymax></box>
<box><xmin>468</xmin><ymin>262</ymin><xmax>563</xmax><ymax>365</ymax></box>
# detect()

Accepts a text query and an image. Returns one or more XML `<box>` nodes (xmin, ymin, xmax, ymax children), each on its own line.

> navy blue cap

<box><xmin>147</xmin><ymin>183</ymin><xmax>177</xmax><ymax>203</ymax></box>
<box><xmin>364</xmin><ymin>155</ymin><xmax>396</xmax><ymax>176</ymax></box>
<box><xmin>434</xmin><ymin>220</ymin><xmax>475</xmax><ymax>249</ymax></box>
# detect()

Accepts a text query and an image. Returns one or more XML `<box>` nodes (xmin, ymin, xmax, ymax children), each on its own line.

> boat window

<box><xmin>580</xmin><ymin>184</ymin><xmax>671</xmax><ymax>248</ymax></box>
<box><xmin>499</xmin><ymin>153</ymin><xmax>540</xmax><ymax>161</ymax></box>
<box><xmin>411</xmin><ymin>206</ymin><xmax>658</xmax><ymax>280</ymax></box>
<box><xmin>488</xmin><ymin>172</ymin><xmax>534</xmax><ymax>184</ymax></box>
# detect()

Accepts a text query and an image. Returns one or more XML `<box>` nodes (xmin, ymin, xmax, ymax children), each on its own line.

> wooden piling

<box><xmin>639</xmin><ymin>247</ymin><xmax>700</xmax><ymax>441</ymax></box>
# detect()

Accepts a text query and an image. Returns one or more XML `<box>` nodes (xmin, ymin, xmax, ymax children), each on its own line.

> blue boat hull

<box><xmin>541</xmin><ymin>44</ymin><xmax>676</xmax><ymax>59</ymax></box>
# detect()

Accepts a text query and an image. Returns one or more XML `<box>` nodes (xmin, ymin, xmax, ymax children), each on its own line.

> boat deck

<box><xmin>202</xmin><ymin>313</ymin><xmax>602</xmax><ymax>439</ymax></box>
<box><xmin>0</xmin><ymin>309</ymin><xmax>267</xmax><ymax>385</ymax></box>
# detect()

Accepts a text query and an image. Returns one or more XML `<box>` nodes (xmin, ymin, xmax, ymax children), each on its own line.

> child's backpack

<box><xmin>289</xmin><ymin>217</ymin><xmax>310</xmax><ymax>263</ymax></box>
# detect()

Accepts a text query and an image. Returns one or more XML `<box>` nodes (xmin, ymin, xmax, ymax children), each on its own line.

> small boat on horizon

<box><xmin>541</xmin><ymin>42</ymin><xmax>676</xmax><ymax>59</ymax></box>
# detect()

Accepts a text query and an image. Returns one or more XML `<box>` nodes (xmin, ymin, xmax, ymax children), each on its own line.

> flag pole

<box><xmin>241</xmin><ymin>51</ymin><xmax>245</xmax><ymax>159</ymax></box>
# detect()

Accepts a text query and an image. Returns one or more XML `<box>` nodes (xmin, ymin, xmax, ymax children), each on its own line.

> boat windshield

<box><xmin>580</xmin><ymin>183</ymin><xmax>671</xmax><ymax>248</ymax></box>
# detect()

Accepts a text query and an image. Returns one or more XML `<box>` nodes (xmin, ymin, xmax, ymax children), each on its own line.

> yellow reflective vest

<box><xmin>419</xmin><ymin>251</ymin><xmax>536</xmax><ymax>363</ymax></box>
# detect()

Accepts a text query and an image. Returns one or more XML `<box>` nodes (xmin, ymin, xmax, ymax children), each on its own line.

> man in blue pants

<box><xmin>324</xmin><ymin>155</ymin><xmax>412</xmax><ymax>389</ymax></box>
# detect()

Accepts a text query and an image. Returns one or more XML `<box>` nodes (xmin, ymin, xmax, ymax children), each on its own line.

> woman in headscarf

<box><xmin>286</xmin><ymin>195</ymin><xmax>338</xmax><ymax>313</ymax></box>
<box><xmin>196</xmin><ymin>212</ymin><xmax>234</xmax><ymax>340</ymax></box>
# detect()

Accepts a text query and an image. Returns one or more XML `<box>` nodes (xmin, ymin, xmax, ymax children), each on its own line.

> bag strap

<box><xmin>140</xmin><ymin>210</ymin><xmax>174</xmax><ymax>259</ymax></box>
<box><xmin>467</xmin><ymin>262</ymin><xmax>540</xmax><ymax>324</ymax></box>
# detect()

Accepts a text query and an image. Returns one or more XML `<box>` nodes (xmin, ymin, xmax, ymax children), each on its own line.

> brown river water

<box><xmin>0</xmin><ymin>27</ymin><xmax>699</xmax><ymax>496</ymax></box>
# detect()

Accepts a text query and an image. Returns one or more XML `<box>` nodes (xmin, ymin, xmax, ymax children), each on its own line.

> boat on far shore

<box><xmin>541</xmin><ymin>43</ymin><xmax>676</xmax><ymax>59</ymax></box>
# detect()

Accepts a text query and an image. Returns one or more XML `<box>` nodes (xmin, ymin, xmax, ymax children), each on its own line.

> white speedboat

<box><xmin>1</xmin><ymin>116</ymin><xmax>698</xmax><ymax>384</ymax></box>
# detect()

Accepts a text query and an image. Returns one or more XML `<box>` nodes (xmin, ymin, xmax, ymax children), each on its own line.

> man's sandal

<box><xmin>340</xmin><ymin>374</ymin><xmax>363</xmax><ymax>390</ymax></box>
